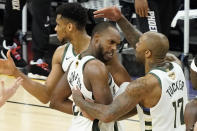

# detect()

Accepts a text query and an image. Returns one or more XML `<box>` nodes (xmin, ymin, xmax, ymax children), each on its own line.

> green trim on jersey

<box><xmin>82</xmin><ymin>57</ymin><xmax>96</xmax><ymax>71</ymax></box>
<box><xmin>150</xmin><ymin>62</ymin><xmax>174</xmax><ymax>72</ymax></box>
<box><xmin>72</xmin><ymin>45</ymin><xmax>77</xmax><ymax>56</ymax></box>
<box><xmin>61</xmin><ymin>43</ymin><xmax>70</xmax><ymax>64</ymax></box>
<box><xmin>149</xmin><ymin>72</ymin><xmax>162</xmax><ymax>89</ymax></box>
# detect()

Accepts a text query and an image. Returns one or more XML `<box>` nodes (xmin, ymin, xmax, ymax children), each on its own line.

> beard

<box><xmin>96</xmin><ymin>44</ymin><xmax>108</xmax><ymax>63</ymax></box>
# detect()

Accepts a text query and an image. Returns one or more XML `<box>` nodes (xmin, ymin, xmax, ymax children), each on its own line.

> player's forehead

<box><xmin>104</xmin><ymin>27</ymin><xmax>120</xmax><ymax>38</ymax></box>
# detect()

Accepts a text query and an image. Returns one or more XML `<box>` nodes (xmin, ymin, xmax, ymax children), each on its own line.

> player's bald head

<box><xmin>141</xmin><ymin>31</ymin><xmax>169</xmax><ymax>59</ymax></box>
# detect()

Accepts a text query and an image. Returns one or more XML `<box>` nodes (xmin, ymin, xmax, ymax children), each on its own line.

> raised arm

<box><xmin>94</xmin><ymin>6</ymin><xmax>142</xmax><ymax>48</ymax></box>
<box><xmin>50</xmin><ymin>71</ymin><xmax>73</xmax><ymax>115</ymax></box>
<box><xmin>106</xmin><ymin>53</ymin><xmax>132</xmax><ymax>86</ymax></box>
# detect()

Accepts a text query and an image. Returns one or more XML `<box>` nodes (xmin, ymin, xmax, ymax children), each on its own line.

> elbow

<box><xmin>41</xmin><ymin>99</ymin><xmax>50</xmax><ymax>104</ymax></box>
<box><xmin>39</xmin><ymin>97</ymin><xmax>50</xmax><ymax>104</ymax></box>
<box><xmin>49</xmin><ymin>97</ymin><xmax>58</xmax><ymax>109</ymax></box>
<box><xmin>100</xmin><ymin>110</ymin><xmax>114</xmax><ymax>123</ymax></box>
<box><xmin>101</xmin><ymin>118</ymin><xmax>113</xmax><ymax>123</ymax></box>
<box><xmin>49</xmin><ymin>95</ymin><xmax>61</xmax><ymax>110</ymax></box>
<box><xmin>49</xmin><ymin>100</ymin><xmax>56</xmax><ymax>109</ymax></box>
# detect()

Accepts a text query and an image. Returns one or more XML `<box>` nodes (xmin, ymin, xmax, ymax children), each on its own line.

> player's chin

<box><xmin>104</xmin><ymin>55</ymin><xmax>113</xmax><ymax>62</ymax></box>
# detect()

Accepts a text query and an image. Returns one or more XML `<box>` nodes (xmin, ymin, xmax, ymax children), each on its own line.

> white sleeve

<box><xmin>191</xmin><ymin>58</ymin><xmax>197</xmax><ymax>72</ymax></box>
<box><xmin>114</xmin><ymin>82</ymin><xmax>130</xmax><ymax>98</ymax></box>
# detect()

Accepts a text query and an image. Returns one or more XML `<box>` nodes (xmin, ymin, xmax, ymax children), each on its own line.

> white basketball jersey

<box><xmin>62</xmin><ymin>43</ymin><xmax>77</xmax><ymax>72</ymax></box>
<box><xmin>67</xmin><ymin>55</ymin><xmax>122</xmax><ymax>131</ymax></box>
<box><xmin>137</xmin><ymin>62</ymin><xmax>188</xmax><ymax>131</ymax></box>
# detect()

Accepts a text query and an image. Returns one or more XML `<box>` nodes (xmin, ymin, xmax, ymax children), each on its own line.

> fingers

<box><xmin>93</xmin><ymin>7</ymin><xmax>111</xmax><ymax>15</ymax></box>
<box><xmin>94</xmin><ymin>14</ymin><xmax>105</xmax><ymax>18</ymax></box>
<box><xmin>14</xmin><ymin>77</ymin><xmax>23</xmax><ymax>88</ymax></box>
<box><xmin>144</xmin><ymin>8</ymin><xmax>149</xmax><ymax>17</ymax></box>
<box><xmin>93</xmin><ymin>9</ymin><xmax>107</xmax><ymax>16</ymax></box>
<box><xmin>137</xmin><ymin>7</ymin><xmax>148</xmax><ymax>17</ymax></box>
<box><xmin>136</xmin><ymin>8</ymin><xmax>141</xmax><ymax>17</ymax></box>
<box><xmin>140</xmin><ymin>8</ymin><xmax>144</xmax><ymax>17</ymax></box>
<box><xmin>7</xmin><ymin>50</ymin><xmax>11</xmax><ymax>60</ymax></box>
<box><xmin>0</xmin><ymin>80</ymin><xmax>5</xmax><ymax>92</ymax></box>
<box><xmin>0</xmin><ymin>80</ymin><xmax>4</xmax><ymax>88</ymax></box>
<box><xmin>0</xmin><ymin>80</ymin><xmax>5</xmax><ymax>97</ymax></box>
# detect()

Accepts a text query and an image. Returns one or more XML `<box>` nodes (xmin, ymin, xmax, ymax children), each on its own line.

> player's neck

<box><xmin>71</xmin><ymin>30</ymin><xmax>90</xmax><ymax>54</ymax></box>
<box><xmin>80</xmin><ymin>44</ymin><xmax>96</xmax><ymax>58</ymax></box>
<box><xmin>145</xmin><ymin>58</ymin><xmax>165</xmax><ymax>73</ymax></box>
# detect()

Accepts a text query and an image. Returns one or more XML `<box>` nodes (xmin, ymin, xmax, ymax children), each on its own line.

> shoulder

<box><xmin>55</xmin><ymin>44</ymin><xmax>67</xmax><ymax>55</ymax></box>
<box><xmin>127</xmin><ymin>74</ymin><xmax>159</xmax><ymax>92</ymax></box>
<box><xmin>52</xmin><ymin>44</ymin><xmax>67</xmax><ymax>64</ymax></box>
<box><xmin>84</xmin><ymin>59</ymin><xmax>108</xmax><ymax>77</ymax></box>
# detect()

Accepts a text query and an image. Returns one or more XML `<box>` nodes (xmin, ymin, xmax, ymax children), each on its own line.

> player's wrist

<box><xmin>12</xmin><ymin>67</ymin><xmax>20</xmax><ymax>77</ymax></box>
<box><xmin>117</xmin><ymin>14</ymin><xmax>125</xmax><ymax>23</ymax></box>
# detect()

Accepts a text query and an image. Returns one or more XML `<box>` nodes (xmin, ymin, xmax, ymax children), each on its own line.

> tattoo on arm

<box><xmin>117</xmin><ymin>107</ymin><xmax>137</xmax><ymax>121</ymax></box>
<box><xmin>76</xmin><ymin>77</ymin><xmax>147</xmax><ymax>122</ymax></box>
<box><xmin>117</xmin><ymin>16</ymin><xmax>142</xmax><ymax>49</ymax></box>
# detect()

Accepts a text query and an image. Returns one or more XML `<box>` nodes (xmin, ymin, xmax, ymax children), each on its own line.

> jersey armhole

<box><xmin>61</xmin><ymin>43</ymin><xmax>70</xmax><ymax>64</ymax></box>
<box><xmin>148</xmin><ymin>72</ymin><xmax>162</xmax><ymax>89</ymax></box>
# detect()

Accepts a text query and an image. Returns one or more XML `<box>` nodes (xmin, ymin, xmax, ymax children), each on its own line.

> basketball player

<box><xmin>184</xmin><ymin>56</ymin><xmax>197</xmax><ymax>131</ymax></box>
<box><xmin>0</xmin><ymin>77</ymin><xmax>23</xmax><ymax>107</ymax></box>
<box><xmin>50</xmin><ymin>22</ymin><xmax>124</xmax><ymax>131</ymax></box>
<box><xmin>0</xmin><ymin>3</ymin><xmax>131</xmax><ymax>104</ymax></box>
<box><xmin>72</xmin><ymin>31</ymin><xmax>188</xmax><ymax>131</ymax></box>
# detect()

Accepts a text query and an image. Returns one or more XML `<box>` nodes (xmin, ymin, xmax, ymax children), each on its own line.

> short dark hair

<box><xmin>56</xmin><ymin>3</ymin><xmax>88</xmax><ymax>30</ymax></box>
<box><xmin>91</xmin><ymin>21</ymin><xmax>117</xmax><ymax>37</ymax></box>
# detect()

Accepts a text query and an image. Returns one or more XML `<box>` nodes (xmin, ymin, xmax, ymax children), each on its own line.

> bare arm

<box><xmin>94</xmin><ymin>6</ymin><xmax>142</xmax><ymax>48</ymax></box>
<box><xmin>117</xmin><ymin>108</ymin><xmax>137</xmax><ymax>121</ymax></box>
<box><xmin>0</xmin><ymin>46</ymin><xmax>65</xmax><ymax>104</ymax></box>
<box><xmin>117</xmin><ymin>15</ymin><xmax>142</xmax><ymax>49</ymax></box>
<box><xmin>50</xmin><ymin>72</ymin><xmax>73</xmax><ymax>115</ymax></box>
<box><xmin>85</xmin><ymin>60</ymin><xmax>113</xmax><ymax>105</ymax></box>
<box><xmin>106</xmin><ymin>53</ymin><xmax>132</xmax><ymax>86</ymax></box>
<box><xmin>184</xmin><ymin>99</ymin><xmax>197</xmax><ymax>131</ymax></box>
<box><xmin>72</xmin><ymin>76</ymin><xmax>149</xmax><ymax>122</ymax></box>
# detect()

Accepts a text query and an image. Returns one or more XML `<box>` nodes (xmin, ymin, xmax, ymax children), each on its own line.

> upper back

<box><xmin>137</xmin><ymin>62</ymin><xmax>188</xmax><ymax>131</ymax></box>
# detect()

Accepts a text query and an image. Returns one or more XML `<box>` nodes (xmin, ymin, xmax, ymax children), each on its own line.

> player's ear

<box><xmin>145</xmin><ymin>49</ymin><xmax>151</xmax><ymax>58</ymax></box>
<box><xmin>67</xmin><ymin>23</ymin><xmax>73</xmax><ymax>32</ymax></box>
<box><xmin>92</xmin><ymin>33</ymin><xmax>100</xmax><ymax>46</ymax></box>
